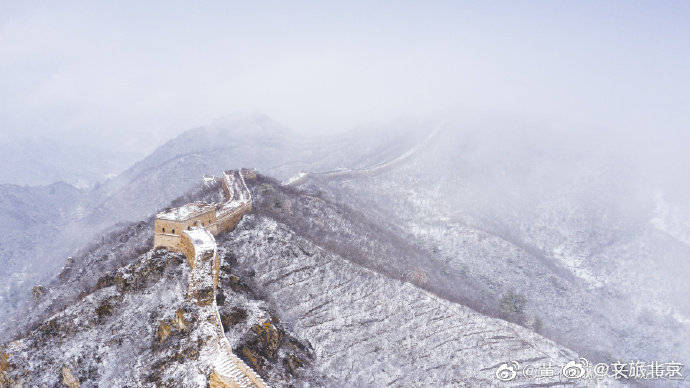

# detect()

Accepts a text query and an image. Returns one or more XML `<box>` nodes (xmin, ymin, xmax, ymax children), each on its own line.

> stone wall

<box><xmin>182</xmin><ymin>227</ymin><xmax>266</xmax><ymax>388</ymax></box>
<box><xmin>179</xmin><ymin>232</ymin><xmax>197</xmax><ymax>268</ymax></box>
<box><xmin>153</xmin><ymin>169</ymin><xmax>264</xmax><ymax>387</ymax></box>
<box><xmin>154</xmin><ymin>169</ymin><xmax>252</xmax><ymax>253</ymax></box>
<box><xmin>154</xmin><ymin>210</ymin><xmax>219</xmax><ymax>252</ymax></box>
<box><xmin>211</xmin><ymin>203</ymin><xmax>252</xmax><ymax>236</ymax></box>
<box><xmin>153</xmin><ymin>232</ymin><xmax>182</xmax><ymax>253</ymax></box>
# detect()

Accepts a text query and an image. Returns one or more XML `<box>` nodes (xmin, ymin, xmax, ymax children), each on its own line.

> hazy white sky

<box><xmin>1</xmin><ymin>1</ymin><xmax>689</xmax><ymax>152</ymax></box>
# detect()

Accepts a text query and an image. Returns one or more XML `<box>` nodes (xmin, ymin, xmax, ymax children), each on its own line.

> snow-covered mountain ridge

<box><xmin>0</xmin><ymin>171</ymin><xmax>622</xmax><ymax>387</ymax></box>
<box><xmin>0</xmin><ymin>114</ymin><xmax>432</xmax><ymax>323</ymax></box>
<box><xmin>290</xmin><ymin>125</ymin><xmax>690</xmax><ymax>383</ymax></box>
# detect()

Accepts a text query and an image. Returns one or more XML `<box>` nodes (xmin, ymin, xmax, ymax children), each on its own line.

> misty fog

<box><xmin>2</xmin><ymin>2</ymin><xmax>690</xmax><ymax>186</ymax></box>
<box><xmin>1</xmin><ymin>1</ymin><xmax>689</xmax><ymax>386</ymax></box>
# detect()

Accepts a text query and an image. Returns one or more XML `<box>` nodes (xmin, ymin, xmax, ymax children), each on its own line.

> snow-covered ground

<box><xmin>225</xmin><ymin>215</ymin><xmax>620</xmax><ymax>386</ymax></box>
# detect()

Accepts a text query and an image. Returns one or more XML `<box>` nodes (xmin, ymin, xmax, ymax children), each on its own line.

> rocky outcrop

<box><xmin>0</xmin><ymin>169</ymin><xmax>272</xmax><ymax>386</ymax></box>
<box><xmin>61</xmin><ymin>366</ymin><xmax>80</xmax><ymax>388</ymax></box>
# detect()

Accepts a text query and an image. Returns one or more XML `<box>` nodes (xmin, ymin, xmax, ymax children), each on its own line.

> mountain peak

<box><xmin>208</xmin><ymin>111</ymin><xmax>290</xmax><ymax>137</ymax></box>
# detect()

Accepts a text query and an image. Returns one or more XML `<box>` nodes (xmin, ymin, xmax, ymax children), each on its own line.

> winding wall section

<box><xmin>284</xmin><ymin>128</ymin><xmax>440</xmax><ymax>186</ymax></box>
<box><xmin>157</xmin><ymin>169</ymin><xmax>266</xmax><ymax>388</ymax></box>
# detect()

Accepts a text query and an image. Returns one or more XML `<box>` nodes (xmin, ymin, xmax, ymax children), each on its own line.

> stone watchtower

<box><xmin>153</xmin><ymin>169</ymin><xmax>253</xmax><ymax>253</ymax></box>
<box><xmin>153</xmin><ymin>202</ymin><xmax>217</xmax><ymax>252</ymax></box>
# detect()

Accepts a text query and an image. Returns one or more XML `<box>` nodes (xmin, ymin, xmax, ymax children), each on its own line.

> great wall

<box><xmin>153</xmin><ymin>168</ymin><xmax>267</xmax><ymax>388</ymax></box>
<box><xmin>151</xmin><ymin>134</ymin><xmax>434</xmax><ymax>387</ymax></box>
<box><xmin>284</xmin><ymin>128</ymin><xmax>440</xmax><ymax>186</ymax></box>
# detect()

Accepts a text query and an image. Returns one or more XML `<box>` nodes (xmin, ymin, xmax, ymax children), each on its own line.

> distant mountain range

<box><xmin>0</xmin><ymin>132</ymin><xmax>144</xmax><ymax>189</ymax></box>
<box><xmin>0</xmin><ymin>113</ymin><xmax>430</xmax><ymax>322</ymax></box>
<box><xmin>296</xmin><ymin>125</ymin><xmax>690</xmax><ymax>371</ymax></box>
<box><xmin>1</xmin><ymin>113</ymin><xmax>688</xmax><ymax>385</ymax></box>
<box><xmin>1</xmin><ymin>172</ymin><xmax>619</xmax><ymax>387</ymax></box>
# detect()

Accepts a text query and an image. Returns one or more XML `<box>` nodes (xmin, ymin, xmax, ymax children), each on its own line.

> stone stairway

<box><xmin>211</xmin><ymin>308</ymin><xmax>267</xmax><ymax>388</ymax></box>
<box><xmin>213</xmin><ymin>355</ymin><xmax>254</xmax><ymax>387</ymax></box>
<box><xmin>213</xmin><ymin>353</ymin><xmax>261</xmax><ymax>388</ymax></box>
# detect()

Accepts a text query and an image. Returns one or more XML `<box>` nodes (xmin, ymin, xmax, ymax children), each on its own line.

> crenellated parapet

<box><xmin>153</xmin><ymin>168</ymin><xmax>266</xmax><ymax>388</ymax></box>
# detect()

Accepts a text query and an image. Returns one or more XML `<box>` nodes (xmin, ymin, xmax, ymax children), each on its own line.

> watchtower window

<box><xmin>172</xmin><ymin>229</ymin><xmax>175</xmax><ymax>234</ymax></box>
<box><xmin>162</xmin><ymin>227</ymin><xmax>166</xmax><ymax>233</ymax></box>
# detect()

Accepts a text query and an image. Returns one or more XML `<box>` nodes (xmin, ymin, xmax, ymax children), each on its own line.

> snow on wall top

<box><xmin>222</xmin><ymin>170</ymin><xmax>251</xmax><ymax>204</ymax></box>
<box><xmin>157</xmin><ymin>201</ymin><xmax>215</xmax><ymax>221</ymax></box>
<box><xmin>183</xmin><ymin>228</ymin><xmax>216</xmax><ymax>254</ymax></box>
<box><xmin>184</xmin><ymin>227</ymin><xmax>217</xmax><ymax>291</ymax></box>
<box><xmin>217</xmin><ymin>170</ymin><xmax>252</xmax><ymax>217</ymax></box>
